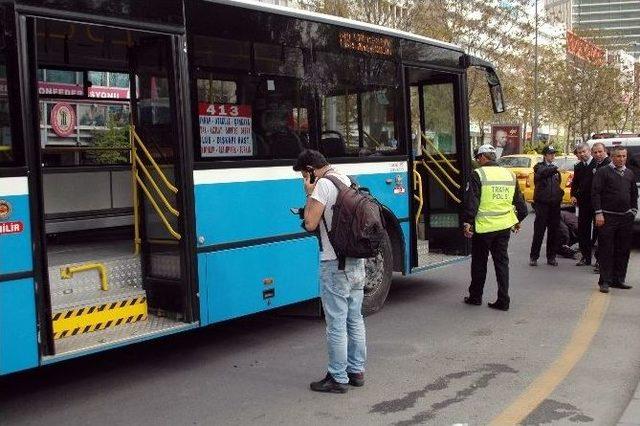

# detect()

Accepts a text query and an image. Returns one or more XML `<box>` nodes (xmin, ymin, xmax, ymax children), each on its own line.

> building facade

<box><xmin>544</xmin><ymin>0</ymin><xmax>573</xmax><ymax>30</ymax></box>
<box><xmin>572</xmin><ymin>0</ymin><xmax>640</xmax><ymax>59</ymax></box>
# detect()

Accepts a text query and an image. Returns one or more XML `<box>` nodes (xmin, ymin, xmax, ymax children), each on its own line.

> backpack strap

<box><xmin>321</xmin><ymin>174</ymin><xmax>351</xmax><ymax>191</ymax></box>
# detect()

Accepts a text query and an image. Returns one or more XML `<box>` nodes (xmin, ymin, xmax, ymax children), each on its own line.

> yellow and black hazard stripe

<box><xmin>52</xmin><ymin>296</ymin><xmax>148</xmax><ymax>339</ymax></box>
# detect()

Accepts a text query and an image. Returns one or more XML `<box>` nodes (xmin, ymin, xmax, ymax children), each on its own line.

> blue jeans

<box><xmin>319</xmin><ymin>258</ymin><xmax>367</xmax><ymax>384</ymax></box>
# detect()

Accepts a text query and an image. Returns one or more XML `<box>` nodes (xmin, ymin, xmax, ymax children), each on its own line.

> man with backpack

<box><xmin>293</xmin><ymin>149</ymin><xmax>383</xmax><ymax>394</ymax></box>
<box><xmin>463</xmin><ymin>144</ymin><xmax>528</xmax><ymax>311</ymax></box>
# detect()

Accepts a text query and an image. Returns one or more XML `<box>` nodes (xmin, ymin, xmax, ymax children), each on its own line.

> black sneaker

<box><xmin>599</xmin><ymin>284</ymin><xmax>609</xmax><ymax>293</ymax></box>
<box><xmin>547</xmin><ymin>259</ymin><xmax>558</xmax><ymax>266</ymax></box>
<box><xmin>347</xmin><ymin>372</ymin><xmax>365</xmax><ymax>387</ymax></box>
<box><xmin>610</xmin><ymin>283</ymin><xmax>633</xmax><ymax>289</ymax></box>
<box><xmin>310</xmin><ymin>373</ymin><xmax>348</xmax><ymax>393</ymax></box>
<box><xmin>529</xmin><ymin>259</ymin><xmax>538</xmax><ymax>267</ymax></box>
<box><xmin>576</xmin><ymin>258</ymin><xmax>591</xmax><ymax>266</ymax></box>
<box><xmin>464</xmin><ymin>296</ymin><xmax>482</xmax><ymax>306</ymax></box>
<box><xmin>488</xmin><ymin>301</ymin><xmax>509</xmax><ymax>311</ymax></box>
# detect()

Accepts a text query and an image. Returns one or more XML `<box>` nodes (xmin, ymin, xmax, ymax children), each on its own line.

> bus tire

<box><xmin>362</xmin><ymin>231</ymin><xmax>393</xmax><ymax>316</ymax></box>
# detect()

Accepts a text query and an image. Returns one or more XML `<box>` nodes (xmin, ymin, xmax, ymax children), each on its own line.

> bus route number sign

<box><xmin>199</xmin><ymin>103</ymin><xmax>253</xmax><ymax>158</ymax></box>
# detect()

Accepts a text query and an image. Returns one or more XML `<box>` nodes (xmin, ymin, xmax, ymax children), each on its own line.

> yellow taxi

<box><xmin>521</xmin><ymin>155</ymin><xmax>578</xmax><ymax>205</ymax></box>
<box><xmin>496</xmin><ymin>154</ymin><xmax>542</xmax><ymax>193</ymax></box>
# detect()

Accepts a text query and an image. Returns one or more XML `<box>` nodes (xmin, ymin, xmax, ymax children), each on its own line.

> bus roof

<box><xmin>207</xmin><ymin>0</ymin><xmax>465</xmax><ymax>54</ymax></box>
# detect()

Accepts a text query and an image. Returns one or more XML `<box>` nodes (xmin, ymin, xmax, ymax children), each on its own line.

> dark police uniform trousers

<box><xmin>469</xmin><ymin>228</ymin><xmax>511</xmax><ymax>305</ymax></box>
<box><xmin>530</xmin><ymin>202</ymin><xmax>560</xmax><ymax>261</ymax></box>
<box><xmin>598</xmin><ymin>213</ymin><xmax>634</xmax><ymax>286</ymax></box>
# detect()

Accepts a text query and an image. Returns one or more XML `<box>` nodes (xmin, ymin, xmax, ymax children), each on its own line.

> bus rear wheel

<box><xmin>362</xmin><ymin>232</ymin><xmax>393</xmax><ymax>316</ymax></box>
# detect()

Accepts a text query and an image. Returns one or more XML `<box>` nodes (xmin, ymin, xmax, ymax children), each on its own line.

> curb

<box><xmin>619</xmin><ymin>380</ymin><xmax>640</xmax><ymax>425</ymax></box>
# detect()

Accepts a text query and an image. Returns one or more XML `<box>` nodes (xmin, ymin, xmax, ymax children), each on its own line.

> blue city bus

<box><xmin>0</xmin><ymin>0</ymin><xmax>505</xmax><ymax>375</ymax></box>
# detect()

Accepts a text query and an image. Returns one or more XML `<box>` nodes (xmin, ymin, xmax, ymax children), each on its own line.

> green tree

<box><xmin>88</xmin><ymin>118</ymin><xmax>130</xmax><ymax>165</ymax></box>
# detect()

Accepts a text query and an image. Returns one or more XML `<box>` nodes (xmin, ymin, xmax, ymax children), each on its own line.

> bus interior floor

<box><xmin>47</xmin><ymin>240</ymin><xmax>135</xmax><ymax>267</ymax></box>
<box><xmin>416</xmin><ymin>239</ymin><xmax>467</xmax><ymax>270</ymax></box>
<box><xmin>52</xmin><ymin>314</ymin><xmax>190</xmax><ymax>356</ymax></box>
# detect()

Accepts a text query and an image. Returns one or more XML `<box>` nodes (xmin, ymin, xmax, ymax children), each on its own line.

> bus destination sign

<box><xmin>338</xmin><ymin>31</ymin><xmax>393</xmax><ymax>56</ymax></box>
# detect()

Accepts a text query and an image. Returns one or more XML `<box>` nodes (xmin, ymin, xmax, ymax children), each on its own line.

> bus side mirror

<box><xmin>486</xmin><ymin>69</ymin><xmax>505</xmax><ymax>114</ymax></box>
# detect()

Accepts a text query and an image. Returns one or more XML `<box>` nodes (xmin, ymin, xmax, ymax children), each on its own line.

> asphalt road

<box><xmin>2</xmin><ymin>216</ymin><xmax>640</xmax><ymax>426</ymax></box>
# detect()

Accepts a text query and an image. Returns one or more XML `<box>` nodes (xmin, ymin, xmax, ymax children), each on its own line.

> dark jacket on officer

<box><xmin>533</xmin><ymin>161</ymin><xmax>563</xmax><ymax>204</ymax></box>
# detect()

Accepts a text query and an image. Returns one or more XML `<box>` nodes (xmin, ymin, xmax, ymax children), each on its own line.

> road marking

<box><xmin>490</xmin><ymin>291</ymin><xmax>610</xmax><ymax>425</ymax></box>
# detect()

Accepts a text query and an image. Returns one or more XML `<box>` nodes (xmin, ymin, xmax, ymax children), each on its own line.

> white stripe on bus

<box><xmin>193</xmin><ymin>161</ymin><xmax>408</xmax><ymax>185</ymax></box>
<box><xmin>0</xmin><ymin>177</ymin><xmax>28</xmax><ymax>196</ymax></box>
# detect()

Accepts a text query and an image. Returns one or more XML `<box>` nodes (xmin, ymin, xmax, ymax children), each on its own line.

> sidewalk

<box><xmin>619</xmin><ymin>379</ymin><xmax>640</xmax><ymax>425</ymax></box>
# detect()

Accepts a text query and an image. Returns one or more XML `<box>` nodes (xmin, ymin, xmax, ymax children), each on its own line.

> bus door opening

<box><xmin>406</xmin><ymin>67</ymin><xmax>469</xmax><ymax>271</ymax></box>
<box><xmin>33</xmin><ymin>18</ymin><xmax>191</xmax><ymax>356</ymax></box>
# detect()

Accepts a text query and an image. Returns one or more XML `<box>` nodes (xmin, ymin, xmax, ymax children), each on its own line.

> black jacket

<box><xmin>570</xmin><ymin>158</ymin><xmax>596</xmax><ymax>206</ymax></box>
<box><xmin>462</xmin><ymin>163</ymin><xmax>528</xmax><ymax>226</ymax></box>
<box><xmin>533</xmin><ymin>161</ymin><xmax>563</xmax><ymax>204</ymax></box>
<box><xmin>570</xmin><ymin>157</ymin><xmax>610</xmax><ymax>206</ymax></box>
<box><xmin>592</xmin><ymin>165</ymin><xmax>638</xmax><ymax>216</ymax></box>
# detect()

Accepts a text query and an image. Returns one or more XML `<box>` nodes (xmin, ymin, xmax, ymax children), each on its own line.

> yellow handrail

<box><xmin>60</xmin><ymin>262</ymin><xmax>109</xmax><ymax>291</ymax></box>
<box><xmin>135</xmin><ymin>156</ymin><xmax>179</xmax><ymax>217</ymax></box>
<box><xmin>413</xmin><ymin>164</ymin><xmax>424</xmax><ymax>231</ymax></box>
<box><xmin>130</xmin><ymin>125</ymin><xmax>181</xmax><ymax>254</ymax></box>
<box><xmin>362</xmin><ymin>129</ymin><xmax>382</xmax><ymax>147</ymax></box>
<box><xmin>0</xmin><ymin>146</ymin><xmax>11</xmax><ymax>152</ymax></box>
<box><xmin>422</xmin><ymin>147</ymin><xmax>460</xmax><ymax>189</ymax></box>
<box><xmin>132</xmin><ymin>128</ymin><xmax>178</xmax><ymax>194</ymax></box>
<box><xmin>421</xmin><ymin>132</ymin><xmax>460</xmax><ymax>175</ymax></box>
<box><xmin>420</xmin><ymin>159</ymin><xmax>461</xmax><ymax>204</ymax></box>
<box><xmin>136</xmin><ymin>175</ymin><xmax>182</xmax><ymax>241</ymax></box>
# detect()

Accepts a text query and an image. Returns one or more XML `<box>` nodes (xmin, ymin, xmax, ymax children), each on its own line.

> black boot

<box><xmin>310</xmin><ymin>373</ymin><xmax>348</xmax><ymax>393</ymax></box>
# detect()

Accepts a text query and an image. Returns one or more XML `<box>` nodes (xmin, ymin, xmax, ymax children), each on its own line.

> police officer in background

<box><xmin>529</xmin><ymin>145</ymin><xmax>563</xmax><ymax>267</ymax></box>
<box><xmin>570</xmin><ymin>142</ymin><xmax>597</xmax><ymax>266</ymax></box>
<box><xmin>463</xmin><ymin>144</ymin><xmax>528</xmax><ymax>311</ymax></box>
<box><xmin>592</xmin><ymin>145</ymin><xmax>638</xmax><ymax>293</ymax></box>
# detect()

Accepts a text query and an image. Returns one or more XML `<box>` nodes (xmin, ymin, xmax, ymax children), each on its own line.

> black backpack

<box><xmin>321</xmin><ymin>175</ymin><xmax>386</xmax><ymax>266</ymax></box>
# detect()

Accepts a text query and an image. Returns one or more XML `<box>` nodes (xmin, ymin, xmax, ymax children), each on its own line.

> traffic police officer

<box><xmin>529</xmin><ymin>145</ymin><xmax>563</xmax><ymax>267</ymax></box>
<box><xmin>463</xmin><ymin>144</ymin><xmax>528</xmax><ymax>311</ymax></box>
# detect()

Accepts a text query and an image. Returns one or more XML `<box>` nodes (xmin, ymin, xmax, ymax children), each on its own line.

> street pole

<box><xmin>532</xmin><ymin>0</ymin><xmax>539</xmax><ymax>145</ymax></box>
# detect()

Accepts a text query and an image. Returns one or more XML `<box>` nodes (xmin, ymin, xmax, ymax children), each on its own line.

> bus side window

<box><xmin>0</xmin><ymin>43</ymin><xmax>20</xmax><ymax>167</ymax></box>
<box><xmin>315</xmin><ymin>51</ymin><xmax>401</xmax><ymax>159</ymax></box>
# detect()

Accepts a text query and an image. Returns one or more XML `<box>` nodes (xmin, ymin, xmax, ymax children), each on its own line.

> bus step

<box><xmin>49</xmin><ymin>255</ymin><xmax>143</xmax><ymax>312</ymax></box>
<box><xmin>52</xmin><ymin>290</ymin><xmax>148</xmax><ymax>340</ymax></box>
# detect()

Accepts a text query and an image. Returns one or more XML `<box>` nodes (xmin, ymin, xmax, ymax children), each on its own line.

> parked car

<box><xmin>522</xmin><ymin>154</ymin><xmax>577</xmax><ymax>206</ymax></box>
<box><xmin>497</xmin><ymin>154</ymin><xmax>542</xmax><ymax>193</ymax></box>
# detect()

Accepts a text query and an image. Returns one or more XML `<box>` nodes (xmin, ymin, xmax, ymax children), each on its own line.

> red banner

<box><xmin>566</xmin><ymin>31</ymin><xmax>605</xmax><ymax>66</ymax></box>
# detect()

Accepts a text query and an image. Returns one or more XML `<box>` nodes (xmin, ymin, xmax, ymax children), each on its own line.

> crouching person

<box><xmin>293</xmin><ymin>149</ymin><xmax>366</xmax><ymax>394</ymax></box>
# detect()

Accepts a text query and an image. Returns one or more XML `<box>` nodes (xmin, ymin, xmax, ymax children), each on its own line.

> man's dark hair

<box><xmin>293</xmin><ymin>149</ymin><xmax>329</xmax><ymax>171</ymax></box>
<box><xmin>611</xmin><ymin>145</ymin><xmax>627</xmax><ymax>154</ymax></box>
<box><xmin>591</xmin><ymin>142</ymin><xmax>606</xmax><ymax>151</ymax></box>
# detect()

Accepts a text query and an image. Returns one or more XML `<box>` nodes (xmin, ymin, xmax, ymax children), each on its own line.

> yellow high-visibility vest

<box><xmin>474</xmin><ymin>166</ymin><xmax>518</xmax><ymax>233</ymax></box>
